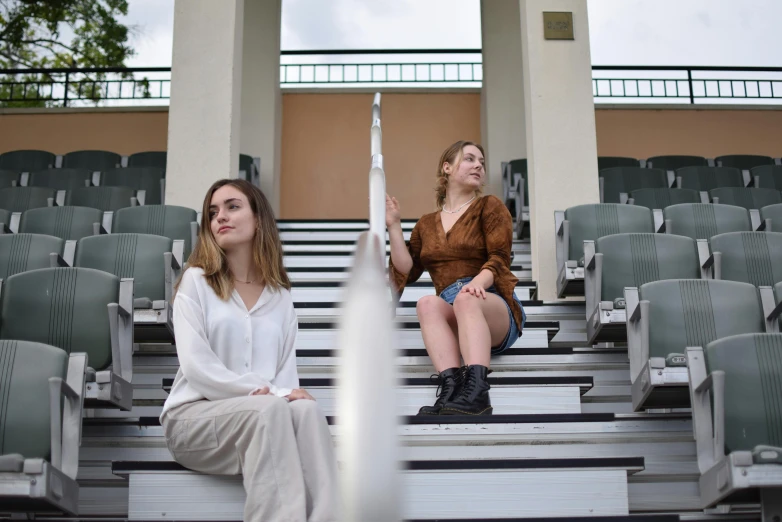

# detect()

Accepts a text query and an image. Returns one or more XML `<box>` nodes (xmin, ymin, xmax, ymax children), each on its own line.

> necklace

<box><xmin>442</xmin><ymin>195</ymin><xmax>476</xmax><ymax>214</ymax></box>
<box><xmin>234</xmin><ymin>277</ymin><xmax>256</xmax><ymax>284</ymax></box>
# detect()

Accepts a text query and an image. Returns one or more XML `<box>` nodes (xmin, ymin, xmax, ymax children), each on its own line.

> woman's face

<box><xmin>445</xmin><ymin>145</ymin><xmax>485</xmax><ymax>191</ymax></box>
<box><xmin>208</xmin><ymin>184</ymin><xmax>257</xmax><ymax>251</ymax></box>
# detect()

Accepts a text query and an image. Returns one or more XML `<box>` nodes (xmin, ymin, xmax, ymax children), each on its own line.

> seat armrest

<box><xmin>750</xmin><ymin>209</ymin><xmax>761</xmax><ymax>230</ymax></box>
<box><xmin>136</xmin><ymin>189</ymin><xmax>146</xmax><ymax>206</ymax></box>
<box><xmin>48</xmin><ymin>351</ymin><xmax>86</xmax><ymax>480</ymax></box>
<box><xmin>760</xmin><ymin>286</ymin><xmax>782</xmax><ymax>333</ymax></box>
<box><xmin>49</xmin><ymin>252</ymin><xmax>70</xmax><ymax>268</ymax></box>
<box><xmin>653</xmin><ymin>209</ymin><xmax>664</xmax><ymax>233</ymax></box>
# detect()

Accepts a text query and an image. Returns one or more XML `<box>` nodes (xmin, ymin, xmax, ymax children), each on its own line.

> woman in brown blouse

<box><xmin>386</xmin><ymin>140</ymin><xmax>526</xmax><ymax>416</ymax></box>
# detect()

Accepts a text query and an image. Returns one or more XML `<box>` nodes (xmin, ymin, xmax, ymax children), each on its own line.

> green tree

<box><xmin>0</xmin><ymin>0</ymin><xmax>137</xmax><ymax>107</ymax></box>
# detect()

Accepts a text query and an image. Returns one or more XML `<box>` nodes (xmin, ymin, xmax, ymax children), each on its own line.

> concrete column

<box><xmin>166</xmin><ymin>0</ymin><xmax>245</xmax><ymax>210</ymax></box>
<box><xmin>240</xmin><ymin>0</ymin><xmax>283</xmax><ymax>213</ymax></box>
<box><xmin>520</xmin><ymin>0</ymin><xmax>599</xmax><ymax>300</ymax></box>
<box><xmin>480</xmin><ymin>0</ymin><xmax>526</xmax><ymax>198</ymax></box>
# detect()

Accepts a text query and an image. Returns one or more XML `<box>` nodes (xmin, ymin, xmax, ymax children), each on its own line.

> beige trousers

<box><xmin>161</xmin><ymin>395</ymin><xmax>340</xmax><ymax>522</ymax></box>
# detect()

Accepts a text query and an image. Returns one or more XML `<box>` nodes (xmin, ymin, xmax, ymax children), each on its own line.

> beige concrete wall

<box><xmin>2</xmin><ymin>101</ymin><xmax>782</xmax><ymax>217</ymax></box>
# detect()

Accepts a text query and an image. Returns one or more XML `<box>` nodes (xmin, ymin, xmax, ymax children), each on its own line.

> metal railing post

<box><xmin>687</xmin><ymin>69</ymin><xmax>695</xmax><ymax>104</ymax></box>
<box><xmin>63</xmin><ymin>71</ymin><xmax>70</xmax><ymax>107</ymax></box>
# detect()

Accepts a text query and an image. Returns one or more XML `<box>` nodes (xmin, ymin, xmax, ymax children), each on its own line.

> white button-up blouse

<box><xmin>161</xmin><ymin>267</ymin><xmax>299</xmax><ymax>420</ymax></box>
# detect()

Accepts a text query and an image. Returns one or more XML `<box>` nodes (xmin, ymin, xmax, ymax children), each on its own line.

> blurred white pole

<box><xmin>337</xmin><ymin>92</ymin><xmax>400</xmax><ymax>522</ymax></box>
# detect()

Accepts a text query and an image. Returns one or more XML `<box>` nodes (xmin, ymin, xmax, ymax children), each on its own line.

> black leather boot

<box><xmin>440</xmin><ymin>364</ymin><xmax>492</xmax><ymax>415</ymax></box>
<box><xmin>417</xmin><ymin>367</ymin><xmax>465</xmax><ymax>416</ymax></box>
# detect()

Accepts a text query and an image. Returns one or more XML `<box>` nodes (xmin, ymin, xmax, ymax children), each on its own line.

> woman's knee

<box><xmin>452</xmin><ymin>292</ymin><xmax>482</xmax><ymax>315</ymax></box>
<box><xmin>247</xmin><ymin>395</ymin><xmax>291</xmax><ymax>422</ymax></box>
<box><xmin>416</xmin><ymin>295</ymin><xmax>446</xmax><ymax>319</ymax></box>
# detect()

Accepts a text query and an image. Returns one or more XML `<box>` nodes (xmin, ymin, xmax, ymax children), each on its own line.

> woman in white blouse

<box><xmin>160</xmin><ymin>179</ymin><xmax>339</xmax><ymax>522</ymax></box>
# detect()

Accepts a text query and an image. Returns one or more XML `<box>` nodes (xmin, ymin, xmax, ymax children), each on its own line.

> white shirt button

<box><xmin>245</xmin><ymin>337</ymin><xmax>250</xmax><ymax>343</ymax></box>
<box><xmin>245</xmin><ymin>314</ymin><xmax>249</xmax><ymax>319</ymax></box>
<box><xmin>245</xmin><ymin>363</ymin><xmax>249</xmax><ymax>368</ymax></box>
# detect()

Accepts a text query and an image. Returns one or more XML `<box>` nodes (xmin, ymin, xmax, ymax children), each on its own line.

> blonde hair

<box><xmin>179</xmin><ymin>179</ymin><xmax>291</xmax><ymax>300</ymax></box>
<box><xmin>435</xmin><ymin>140</ymin><xmax>485</xmax><ymax>209</ymax></box>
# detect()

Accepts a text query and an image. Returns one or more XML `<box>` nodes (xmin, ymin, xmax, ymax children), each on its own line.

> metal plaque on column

<box><xmin>543</xmin><ymin>12</ymin><xmax>574</xmax><ymax>40</ymax></box>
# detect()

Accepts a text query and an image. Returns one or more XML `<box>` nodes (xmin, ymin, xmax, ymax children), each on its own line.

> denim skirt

<box><xmin>438</xmin><ymin>276</ymin><xmax>526</xmax><ymax>355</ymax></box>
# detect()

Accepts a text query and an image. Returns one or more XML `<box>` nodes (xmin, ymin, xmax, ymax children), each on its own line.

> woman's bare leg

<box><xmin>452</xmin><ymin>292</ymin><xmax>510</xmax><ymax>367</ymax></box>
<box><xmin>416</xmin><ymin>295</ymin><xmax>461</xmax><ymax>372</ymax></box>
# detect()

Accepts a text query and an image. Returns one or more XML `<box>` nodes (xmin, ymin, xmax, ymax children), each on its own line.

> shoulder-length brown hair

<box><xmin>435</xmin><ymin>140</ymin><xmax>485</xmax><ymax>210</ymax></box>
<box><xmin>178</xmin><ymin>179</ymin><xmax>290</xmax><ymax>300</ymax></box>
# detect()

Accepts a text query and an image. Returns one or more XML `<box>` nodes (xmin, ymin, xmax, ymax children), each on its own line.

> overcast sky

<box><xmin>121</xmin><ymin>0</ymin><xmax>782</xmax><ymax>68</ymax></box>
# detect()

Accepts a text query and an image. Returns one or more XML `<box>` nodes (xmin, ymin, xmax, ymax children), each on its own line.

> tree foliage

<box><xmin>0</xmin><ymin>0</ymin><xmax>136</xmax><ymax>106</ymax></box>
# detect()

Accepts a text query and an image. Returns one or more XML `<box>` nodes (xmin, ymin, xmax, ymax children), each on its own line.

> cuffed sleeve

<box><xmin>173</xmin><ymin>286</ymin><xmax>279</xmax><ymax>401</ymax></box>
<box><xmin>480</xmin><ymin>196</ymin><xmax>514</xmax><ymax>282</ymax></box>
<box><xmin>389</xmin><ymin>223</ymin><xmax>424</xmax><ymax>295</ymax></box>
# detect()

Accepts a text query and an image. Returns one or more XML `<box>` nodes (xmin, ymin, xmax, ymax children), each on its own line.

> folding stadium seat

<box><xmin>625</xmin><ymin>279</ymin><xmax>768</xmax><ymax>411</ymax></box>
<box><xmin>0</xmin><ymin>340</ymin><xmax>86</xmax><ymax>515</ymax></box>
<box><xmin>0</xmin><ymin>170</ymin><xmax>19</xmax><ymax>188</ymax></box>
<box><xmin>112</xmin><ymin>205</ymin><xmax>198</xmax><ymax>260</ymax></box>
<box><xmin>239</xmin><ymin>153</ymin><xmax>259</xmax><ymax>184</ymax></box>
<box><xmin>686</xmin><ymin>333</ymin><xmax>782</xmax><ymax>512</ymax></box>
<box><xmin>102</xmin><ymin>167</ymin><xmax>165</xmax><ymax>205</ymax></box>
<box><xmin>676</xmin><ymin>166</ymin><xmax>745</xmax><ymax>197</ymax></box>
<box><xmin>0</xmin><ymin>267</ymin><xmax>134</xmax><ymax>410</ymax></box>
<box><xmin>663</xmin><ymin>203</ymin><xmax>752</xmax><ymax>240</ymax></box>
<box><xmin>61</xmin><ymin>150</ymin><xmax>121</xmax><ymax>171</ymax></box>
<box><xmin>716</xmin><ymin>154</ymin><xmax>774</xmax><ymax>171</ymax></box>
<box><xmin>19</xmin><ymin>206</ymin><xmax>103</xmax><ymax>245</ymax></box>
<box><xmin>646</xmin><ymin>155</ymin><xmax>709</xmax><ymax>171</ymax></box>
<box><xmin>0</xmin><ymin>187</ymin><xmax>56</xmax><ymax>231</ymax></box>
<box><xmin>751</xmin><ymin>164</ymin><xmax>782</xmax><ymax>190</ymax></box>
<box><xmin>583</xmin><ymin>233</ymin><xmax>701</xmax><ymax>344</ymax></box>
<box><xmin>0</xmin><ymin>209</ymin><xmax>9</xmax><ymax>232</ymax></box>
<box><xmin>0</xmin><ymin>233</ymin><xmax>65</xmax><ymax>279</ymax></box>
<box><xmin>128</xmin><ymin>151</ymin><xmax>167</xmax><ymax>170</ymax></box>
<box><xmin>75</xmin><ymin>233</ymin><xmax>182</xmax><ymax>335</ymax></box>
<box><xmin>708</xmin><ymin>232</ymin><xmax>782</xmax><ymax>287</ymax></box>
<box><xmin>0</xmin><ymin>150</ymin><xmax>56</xmax><ymax>172</ymax></box>
<box><xmin>65</xmin><ymin>186</ymin><xmax>136</xmax><ymax>212</ymax></box>
<box><xmin>28</xmin><ymin>168</ymin><xmax>93</xmax><ymax>197</ymax></box>
<box><xmin>629</xmin><ymin>188</ymin><xmax>701</xmax><ymax>210</ymax></box>
<box><xmin>503</xmin><ymin>159</ymin><xmax>527</xmax><ymax>238</ymax></box>
<box><xmin>555</xmin><ymin>203</ymin><xmax>654</xmax><ymax>297</ymax></box>
<box><xmin>710</xmin><ymin>188</ymin><xmax>782</xmax><ymax>218</ymax></box>
<box><xmin>599</xmin><ymin>166</ymin><xmax>669</xmax><ymax>204</ymax></box>
<box><xmin>597</xmin><ymin>156</ymin><xmax>639</xmax><ymax>170</ymax></box>
<box><xmin>761</xmin><ymin>203</ymin><xmax>782</xmax><ymax>232</ymax></box>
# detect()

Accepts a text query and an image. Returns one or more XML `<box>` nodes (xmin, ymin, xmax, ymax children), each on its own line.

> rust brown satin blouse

<box><xmin>389</xmin><ymin>195</ymin><xmax>523</xmax><ymax>331</ymax></box>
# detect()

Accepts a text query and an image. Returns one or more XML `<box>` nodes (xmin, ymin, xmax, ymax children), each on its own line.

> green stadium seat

<box><xmin>0</xmin><ymin>267</ymin><xmax>133</xmax><ymax>410</ymax></box>
<box><xmin>61</xmin><ymin>150</ymin><xmax>121</xmax><ymax>171</ymax></box>
<box><xmin>584</xmin><ymin>233</ymin><xmax>701</xmax><ymax>344</ymax></box>
<box><xmin>646</xmin><ymin>155</ymin><xmax>708</xmax><ymax>171</ymax></box>
<box><xmin>761</xmin><ymin>203</ymin><xmax>782</xmax><ymax>232</ymax></box>
<box><xmin>0</xmin><ymin>340</ymin><xmax>86</xmax><ymax>515</ymax></box>
<box><xmin>75</xmin><ymin>233</ymin><xmax>182</xmax><ymax>311</ymax></box>
<box><xmin>597</xmin><ymin>156</ymin><xmax>639</xmax><ymax>170</ymax></box>
<box><xmin>112</xmin><ymin>205</ymin><xmax>198</xmax><ymax>260</ymax></box>
<box><xmin>686</xmin><ymin>333</ymin><xmax>782</xmax><ymax>511</ymax></box>
<box><xmin>239</xmin><ymin>154</ymin><xmax>258</xmax><ymax>184</ymax></box>
<box><xmin>751</xmin><ymin>165</ymin><xmax>782</xmax><ymax>190</ymax></box>
<box><xmin>599</xmin><ymin>167</ymin><xmax>669</xmax><ymax>204</ymax></box>
<box><xmin>0</xmin><ymin>233</ymin><xmax>64</xmax><ymax>279</ymax></box>
<box><xmin>0</xmin><ymin>209</ymin><xmax>10</xmax><ymax>232</ymax></box>
<box><xmin>625</xmin><ymin>279</ymin><xmax>766</xmax><ymax>411</ymax></box>
<box><xmin>555</xmin><ymin>204</ymin><xmax>654</xmax><ymax>297</ymax></box>
<box><xmin>0</xmin><ymin>150</ymin><xmax>56</xmax><ymax>172</ymax></box>
<box><xmin>716</xmin><ymin>154</ymin><xmax>774</xmax><ymax>170</ymax></box>
<box><xmin>0</xmin><ymin>170</ymin><xmax>19</xmax><ymax>189</ymax></box>
<box><xmin>101</xmin><ymin>167</ymin><xmax>165</xmax><ymax>205</ymax></box>
<box><xmin>629</xmin><ymin>188</ymin><xmax>701</xmax><ymax>210</ymax></box>
<box><xmin>676</xmin><ymin>166</ymin><xmax>744</xmax><ymax>193</ymax></box>
<box><xmin>28</xmin><ymin>168</ymin><xmax>93</xmax><ymax>191</ymax></box>
<box><xmin>0</xmin><ymin>187</ymin><xmax>55</xmax><ymax>213</ymax></box>
<box><xmin>710</xmin><ymin>187</ymin><xmax>782</xmax><ymax>211</ymax></box>
<box><xmin>19</xmin><ymin>206</ymin><xmax>103</xmax><ymax>241</ymax></box>
<box><xmin>709</xmin><ymin>232</ymin><xmax>782</xmax><ymax>287</ymax></box>
<box><xmin>127</xmin><ymin>151</ymin><xmax>166</xmax><ymax>171</ymax></box>
<box><xmin>65</xmin><ymin>186</ymin><xmax>136</xmax><ymax>212</ymax></box>
<box><xmin>663</xmin><ymin>203</ymin><xmax>751</xmax><ymax>240</ymax></box>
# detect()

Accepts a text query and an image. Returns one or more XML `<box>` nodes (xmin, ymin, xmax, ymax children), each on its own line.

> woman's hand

<box><xmin>250</xmin><ymin>386</ymin><xmax>270</xmax><ymax>396</ymax></box>
<box><xmin>386</xmin><ymin>194</ymin><xmax>401</xmax><ymax>229</ymax></box>
<box><xmin>460</xmin><ymin>281</ymin><xmax>487</xmax><ymax>299</ymax></box>
<box><xmin>286</xmin><ymin>389</ymin><xmax>315</xmax><ymax>401</ymax></box>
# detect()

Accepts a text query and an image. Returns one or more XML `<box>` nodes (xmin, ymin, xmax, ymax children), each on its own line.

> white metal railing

<box><xmin>337</xmin><ymin>93</ymin><xmax>400</xmax><ymax>521</ymax></box>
